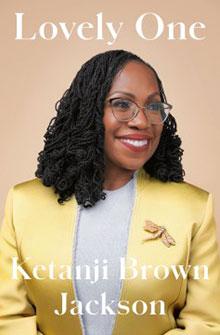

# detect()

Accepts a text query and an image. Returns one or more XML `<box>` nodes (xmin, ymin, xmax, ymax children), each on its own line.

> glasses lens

<box><xmin>111</xmin><ymin>98</ymin><xmax>135</xmax><ymax>121</ymax></box>
<box><xmin>146</xmin><ymin>102</ymin><xmax>171</xmax><ymax>124</ymax></box>
<box><xmin>109</xmin><ymin>99</ymin><xmax>172</xmax><ymax>124</ymax></box>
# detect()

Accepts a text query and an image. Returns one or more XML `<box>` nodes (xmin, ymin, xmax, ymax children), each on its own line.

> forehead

<box><xmin>108</xmin><ymin>61</ymin><xmax>159</xmax><ymax>95</ymax></box>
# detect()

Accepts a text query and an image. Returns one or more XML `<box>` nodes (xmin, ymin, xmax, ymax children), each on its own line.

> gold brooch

<box><xmin>142</xmin><ymin>220</ymin><xmax>176</xmax><ymax>248</ymax></box>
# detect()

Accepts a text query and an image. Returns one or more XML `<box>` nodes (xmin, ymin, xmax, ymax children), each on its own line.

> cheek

<box><xmin>150</xmin><ymin>125</ymin><xmax>163</xmax><ymax>152</ymax></box>
<box><xmin>103</xmin><ymin>110</ymin><xmax>120</xmax><ymax>141</ymax></box>
<box><xmin>103</xmin><ymin>112</ymin><xmax>122</xmax><ymax>161</ymax></box>
<box><xmin>154</xmin><ymin>125</ymin><xmax>163</xmax><ymax>141</ymax></box>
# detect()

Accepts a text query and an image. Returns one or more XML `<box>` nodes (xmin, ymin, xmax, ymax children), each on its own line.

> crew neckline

<box><xmin>103</xmin><ymin>171</ymin><xmax>137</xmax><ymax>194</ymax></box>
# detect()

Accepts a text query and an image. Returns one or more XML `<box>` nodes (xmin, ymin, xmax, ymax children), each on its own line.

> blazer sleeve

<box><xmin>165</xmin><ymin>192</ymin><xmax>220</xmax><ymax>334</ymax></box>
<box><xmin>0</xmin><ymin>186</ymin><xmax>44</xmax><ymax>335</ymax></box>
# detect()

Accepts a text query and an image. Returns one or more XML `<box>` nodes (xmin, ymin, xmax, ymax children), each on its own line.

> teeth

<box><xmin>120</xmin><ymin>138</ymin><xmax>148</xmax><ymax>147</ymax></box>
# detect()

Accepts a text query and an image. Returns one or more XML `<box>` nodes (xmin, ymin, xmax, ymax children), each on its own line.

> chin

<box><xmin>119</xmin><ymin>161</ymin><xmax>145</xmax><ymax>172</ymax></box>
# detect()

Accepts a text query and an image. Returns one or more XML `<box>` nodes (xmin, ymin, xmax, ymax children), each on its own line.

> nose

<box><xmin>127</xmin><ymin>107</ymin><xmax>152</xmax><ymax>129</ymax></box>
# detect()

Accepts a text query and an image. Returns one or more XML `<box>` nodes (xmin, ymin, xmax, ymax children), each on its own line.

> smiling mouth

<box><xmin>120</xmin><ymin>138</ymin><xmax>148</xmax><ymax>147</ymax></box>
<box><xmin>117</xmin><ymin>138</ymin><xmax>150</xmax><ymax>153</ymax></box>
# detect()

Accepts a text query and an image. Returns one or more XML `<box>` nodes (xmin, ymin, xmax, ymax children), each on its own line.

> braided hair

<box><xmin>35</xmin><ymin>49</ymin><xmax>185</xmax><ymax>207</ymax></box>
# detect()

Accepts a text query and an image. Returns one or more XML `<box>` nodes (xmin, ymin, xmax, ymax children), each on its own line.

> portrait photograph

<box><xmin>0</xmin><ymin>1</ymin><xmax>220</xmax><ymax>334</ymax></box>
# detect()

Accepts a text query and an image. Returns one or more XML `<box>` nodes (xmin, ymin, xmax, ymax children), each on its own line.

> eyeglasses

<box><xmin>106</xmin><ymin>98</ymin><xmax>172</xmax><ymax>124</ymax></box>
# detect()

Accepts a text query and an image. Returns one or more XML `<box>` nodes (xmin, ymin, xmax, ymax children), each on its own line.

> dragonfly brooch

<box><xmin>142</xmin><ymin>220</ymin><xmax>176</xmax><ymax>248</ymax></box>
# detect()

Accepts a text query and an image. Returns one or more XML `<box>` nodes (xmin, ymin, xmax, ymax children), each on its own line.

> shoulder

<box><xmin>138</xmin><ymin>169</ymin><xmax>210</xmax><ymax>222</ymax></box>
<box><xmin>3</xmin><ymin>178</ymin><xmax>66</xmax><ymax>244</ymax></box>
<box><xmin>139</xmin><ymin>168</ymin><xmax>209</xmax><ymax>201</ymax></box>
<box><xmin>156</xmin><ymin>178</ymin><xmax>209</xmax><ymax>219</ymax></box>
<box><xmin>151</xmin><ymin>177</ymin><xmax>209</xmax><ymax>201</ymax></box>
<box><xmin>8</xmin><ymin>177</ymin><xmax>59</xmax><ymax>209</ymax></box>
<box><xmin>13</xmin><ymin>177</ymin><xmax>51</xmax><ymax>191</ymax></box>
<box><xmin>138</xmin><ymin>170</ymin><xmax>215</xmax><ymax>240</ymax></box>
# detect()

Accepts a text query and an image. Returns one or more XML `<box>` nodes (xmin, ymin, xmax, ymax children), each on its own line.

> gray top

<box><xmin>73</xmin><ymin>172</ymin><xmax>136</xmax><ymax>335</ymax></box>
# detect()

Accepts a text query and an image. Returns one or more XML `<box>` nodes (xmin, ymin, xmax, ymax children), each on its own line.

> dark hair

<box><xmin>35</xmin><ymin>49</ymin><xmax>185</xmax><ymax>207</ymax></box>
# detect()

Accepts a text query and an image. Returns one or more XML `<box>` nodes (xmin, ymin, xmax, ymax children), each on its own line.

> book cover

<box><xmin>0</xmin><ymin>1</ymin><xmax>220</xmax><ymax>334</ymax></box>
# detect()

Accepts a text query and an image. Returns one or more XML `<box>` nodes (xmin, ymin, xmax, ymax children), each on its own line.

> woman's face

<box><xmin>103</xmin><ymin>61</ymin><xmax>163</xmax><ymax>173</ymax></box>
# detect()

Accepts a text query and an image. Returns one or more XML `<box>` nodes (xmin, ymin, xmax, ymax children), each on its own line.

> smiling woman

<box><xmin>0</xmin><ymin>50</ymin><xmax>220</xmax><ymax>335</ymax></box>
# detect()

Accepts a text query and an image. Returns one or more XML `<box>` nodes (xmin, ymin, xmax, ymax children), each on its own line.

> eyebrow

<box><xmin>108</xmin><ymin>90</ymin><xmax>161</xmax><ymax>101</ymax></box>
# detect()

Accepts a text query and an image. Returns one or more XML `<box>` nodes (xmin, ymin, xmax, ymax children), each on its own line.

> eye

<box><xmin>111</xmin><ymin>98</ymin><xmax>132</xmax><ymax>110</ymax></box>
<box><xmin>147</xmin><ymin>102</ymin><xmax>163</xmax><ymax>111</ymax></box>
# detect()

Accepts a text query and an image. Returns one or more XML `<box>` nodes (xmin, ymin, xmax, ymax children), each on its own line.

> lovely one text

<box><xmin>15</xmin><ymin>12</ymin><xmax>206</xmax><ymax>45</ymax></box>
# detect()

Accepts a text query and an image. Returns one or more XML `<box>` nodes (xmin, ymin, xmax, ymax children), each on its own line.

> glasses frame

<box><xmin>106</xmin><ymin>97</ymin><xmax>173</xmax><ymax>124</ymax></box>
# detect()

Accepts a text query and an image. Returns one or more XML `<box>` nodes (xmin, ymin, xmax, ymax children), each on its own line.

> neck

<box><xmin>103</xmin><ymin>164</ymin><xmax>136</xmax><ymax>191</ymax></box>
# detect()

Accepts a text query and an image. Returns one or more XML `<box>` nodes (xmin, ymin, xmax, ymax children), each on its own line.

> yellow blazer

<box><xmin>1</xmin><ymin>168</ymin><xmax>220</xmax><ymax>335</ymax></box>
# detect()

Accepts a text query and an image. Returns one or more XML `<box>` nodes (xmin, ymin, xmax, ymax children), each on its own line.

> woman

<box><xmin>0</xmin><ymin>49</ymin><xmax>220</xmax><ymax>335</ymax></box>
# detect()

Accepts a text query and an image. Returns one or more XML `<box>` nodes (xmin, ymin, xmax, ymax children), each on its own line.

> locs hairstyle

<box><xmin>35</xmin><ymin>49</ymin><xmax>185</xmax><ymax>208</ymax></box>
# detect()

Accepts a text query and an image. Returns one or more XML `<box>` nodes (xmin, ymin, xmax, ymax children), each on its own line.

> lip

<box><xmin>116</xmin><ymin>133</ymin><xmax>153</xmax><ymax>140</ymax></box>
<box><xmin>117</xmin><ymin>137</ymin><xmax>151</xmax><ymax>153</ymax></box>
